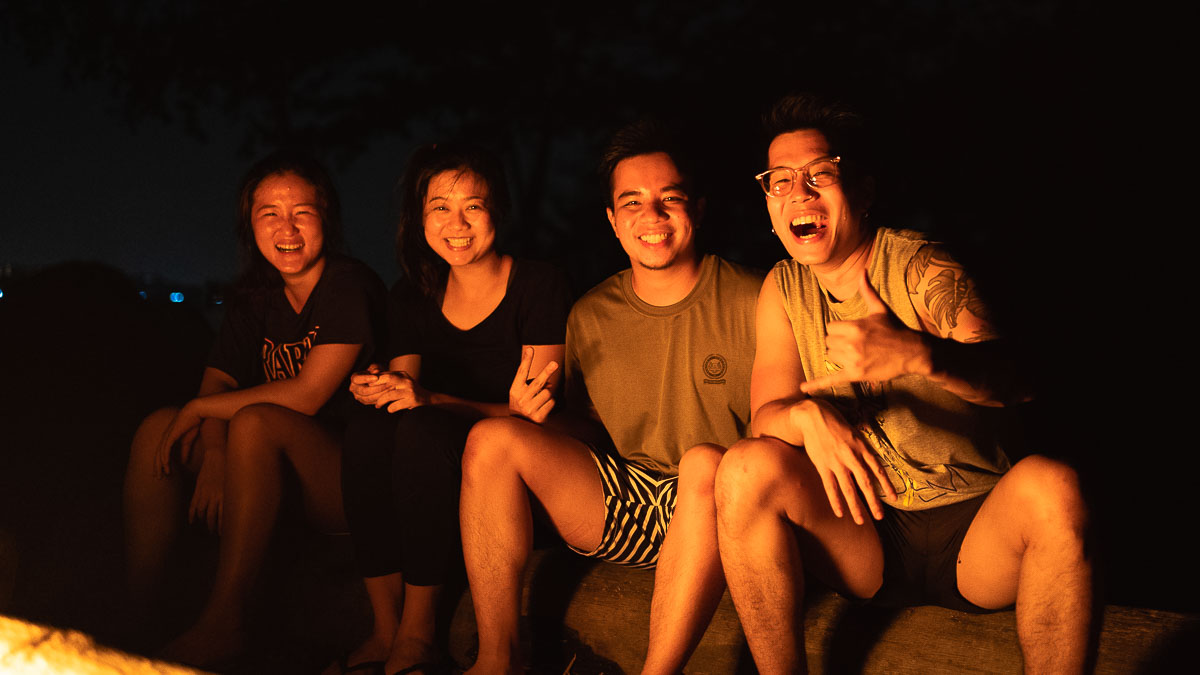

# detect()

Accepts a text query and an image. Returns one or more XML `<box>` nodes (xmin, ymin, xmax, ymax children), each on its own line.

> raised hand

<box><xmin>508</xmin><ymin>346</ymin><xmax>558</xmax><ymax>424</ymax></box>
<box><xmin>801</xmin><ymin>270</ymin><xmax>929</xmax><ymax>394</ymax></box>
<box><xmin>790</xmin><ymin>398</ymin><xmax>896</xmax><ymax>523</ymax></box>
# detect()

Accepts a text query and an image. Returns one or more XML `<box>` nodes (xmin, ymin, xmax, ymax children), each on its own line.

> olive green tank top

<box><xmin>773</xmin><ymin>227</ymin><xmax>1010</xmax><ymax>510</ymax></box>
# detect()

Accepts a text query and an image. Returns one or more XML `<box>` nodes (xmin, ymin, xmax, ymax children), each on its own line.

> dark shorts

<box><xmin>872</xmin><ymin>493</ymin><xmax>999</xmax><ymax>613</ymax></box>
<box><xmin>565</xmin><ymin>446</ymin><xmax>678</xmax><ymax>570</ymax></box>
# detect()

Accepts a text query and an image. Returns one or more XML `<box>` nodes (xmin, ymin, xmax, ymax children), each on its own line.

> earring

<box><xmin>770</xmin><ymin>227</ymin><xmax>776</xmax><ymax>234</ymax></box>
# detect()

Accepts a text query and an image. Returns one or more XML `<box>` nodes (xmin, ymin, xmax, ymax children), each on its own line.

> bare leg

<box><xmin>385</xmin><ymin>583</ymin><xmax>441</xmax><ymax>672</ymax></box>
<box><xmin>162</xmin><ymin>403</ymin><xmax>346</xmax><ymax>667</ymax></box>
<box><xmin>460</xmin><ymin>417</ymin><xmax>605</xmax><ymax>674</ymax></box>
<box><xmin>957</xmin><ymin>455</ymin><xmax>1093</xmax><ymax>674</ymax></box>
<box><xmin>715</xmin><ymin>438</ymin><xmax>883</xmax><ymax>675</ymax></box>
<box><xmin>321</xmin><ymin>573</ymin><xmax>406</xmax><ymax>675</ymax></box>
<box><xmin>124</xmin><ymin>407</ymin><xmax>193</xmax><ymax>619</ymax></box>
<box><xmin>641</xmin><ymin>444</ymin><xmax>727</xmax><ymax>675</ymax></box>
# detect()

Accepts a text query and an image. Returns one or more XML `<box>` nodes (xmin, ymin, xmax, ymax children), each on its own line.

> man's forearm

<box><xmin>750</xmin><ymin>397</ymin><xmax>809</xmax><ymax>446</ymax></box>
<box><xmin>922</xmin><ymin>336</ymin><xmax>1032</xmax><ymax>407</ymax></box>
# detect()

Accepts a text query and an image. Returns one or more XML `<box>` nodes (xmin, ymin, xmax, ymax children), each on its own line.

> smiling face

<box><xmin>765</xmin><ymin>129</ymin><xmax>870</xmax><ymax>271</ymax></box>
<box><xmin>422</xmin><ymin>169</ymin><xmax>497</xmax><ymax>267</ymax></box>
<box><xmin>250</xmin><ymin>171</ymin><xmax>326</xmax><ymax>281</ymax></box>
<box><xmin>606</xmin><ymin>152</ymin><xmax>699</xmax><ymax>272</ymax></box>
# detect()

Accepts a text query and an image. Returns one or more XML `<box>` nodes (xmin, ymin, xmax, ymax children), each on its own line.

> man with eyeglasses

<box><xmin>714</xmin><ymin>94</ymin><xmax>1094</xmax><ymax>673</ymax></box>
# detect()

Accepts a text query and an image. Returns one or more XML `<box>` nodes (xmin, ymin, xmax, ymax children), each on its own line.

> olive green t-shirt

<box><xmin>774</xmin><ymin>228</ymin><xmax>1011</xmax><ymax>510</ymax></box>
<box><xmin>564</xmin><ymin>255</ymin><xmax>763</xmax><ymax>476</ymax></box>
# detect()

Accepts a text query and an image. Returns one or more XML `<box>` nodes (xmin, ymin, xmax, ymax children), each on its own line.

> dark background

<box><xmin>0</xmin><ymin>0</ymin><xmax>1188</xmax><ymax>664</ymax></box>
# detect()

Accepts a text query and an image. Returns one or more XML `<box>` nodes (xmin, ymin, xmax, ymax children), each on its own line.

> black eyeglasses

<box><xmin>754</xmin><ymin>156</ymin><xmax>842</xmax><ymax>197</ymax></box>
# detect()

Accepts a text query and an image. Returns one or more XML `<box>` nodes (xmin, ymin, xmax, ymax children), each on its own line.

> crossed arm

<box><xmin>155</xmin><ymin>343</ymin><xmax>363</xmax><ymax>476</ymax></box>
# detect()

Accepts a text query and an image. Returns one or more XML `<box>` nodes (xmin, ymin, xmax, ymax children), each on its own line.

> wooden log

<box><xmin>448</xmin><ymin>548</ymin><xmax>1198</xmax><ymax>674</ymax></box>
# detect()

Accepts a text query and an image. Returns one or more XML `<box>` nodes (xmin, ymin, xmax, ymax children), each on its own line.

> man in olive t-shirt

<box><xmin>458</xmin><ymin>121</ymin><xmax>761</xmax><ymax>674</ymax></box>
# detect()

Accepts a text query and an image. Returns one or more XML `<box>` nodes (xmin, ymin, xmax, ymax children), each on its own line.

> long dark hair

<box><xmin>394</xmin><ymin>143</ymin><xmax>511</xmax><ymax>298</ymax></box>
<box><xmin>234</xmin><ymin>150</ymin><xmax>345</xmax><ymax>291</ymax></box>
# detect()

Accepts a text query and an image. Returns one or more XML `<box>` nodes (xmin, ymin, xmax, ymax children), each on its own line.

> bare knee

<box><xmin>1006</xmin><ymin>455</ymin><xmax>1089</xmax><ymax>539</ymax></box>
<box><xmin>461</xmin><ymin>416</ymin><xmax>528</xmax><ymax>484</ymax></box>
<box><xmin>227</xmin><ymin>403</ymin><xmax>290</xmax><ymax>460</ymax></box>
<box><xmin>716</xmin><ymin>438</ymin><xmax>809</xmax><ymax>526</ymax></box>
<box><xmin>130</xmin><ymin>407</ymin><xmax>178</xmax><ymax>455</ymax></box>
<box><xmin>677</xmin><ymin>443</ymin><xmax>726</xmax><ymax>497</ymax></box>
<box><xmin>127</xmin><ymin>406</ymin><xmax>181</xmax><ymax>478</ymax></box>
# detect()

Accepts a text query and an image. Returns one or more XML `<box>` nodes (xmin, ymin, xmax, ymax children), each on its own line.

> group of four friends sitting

<box><xmin>123</xmin><ymin>93</ymin><xmax>1093</xmax><ymax>674</ymax></box>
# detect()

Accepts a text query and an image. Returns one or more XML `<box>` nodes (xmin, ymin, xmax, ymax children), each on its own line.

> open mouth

<box><xmin>445</xmin><ymin>237</ymin><xmax>473</xmax><ymax>249</ymax></box>
<box><xmin>276</xmin><ymin>242</ymin><xmax>304</xmax><ymax>253</ymax></box>
<box><xmin>789</xmin><ymin>215</ymin><xmax>826</xmax><ymax>239</ymax></box>
<box><xmin>639</xmin><ymin>232</ymin><xmax>670</xmax><ymax>245</ymax></box>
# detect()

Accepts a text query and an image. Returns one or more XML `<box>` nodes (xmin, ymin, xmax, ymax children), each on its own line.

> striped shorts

<box><xmin>566</xmin><ymin>447</ymin><xmax>679</xmax><ymax>569</ymax></box>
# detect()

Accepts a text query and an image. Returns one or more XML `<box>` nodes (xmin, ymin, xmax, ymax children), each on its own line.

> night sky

<box><xmin>2</xmin><ymin>0</ymin><xmax>1192</xmax><ymax>628</ymax></box>
<box><xmin>1</xmin><ymin>0</ymin><xmax>1111</xmax><ymax>295</ymax></box>
<box><xmin>0</xmin><ymin>35</ymin><xmax>409</xmax><ymax>291</ymax></box>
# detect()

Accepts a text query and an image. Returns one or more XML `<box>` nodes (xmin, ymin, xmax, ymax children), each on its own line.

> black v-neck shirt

<box><xmin>388</xmin><ymin>259</ymin><xmax>572</xmax><ymax>404</ymax></box>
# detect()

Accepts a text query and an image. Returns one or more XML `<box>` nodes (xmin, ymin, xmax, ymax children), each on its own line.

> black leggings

<box><xmin>341</xmin><ymin>405</ymin><xmax>475</xmax><ymax>585</ymax></box>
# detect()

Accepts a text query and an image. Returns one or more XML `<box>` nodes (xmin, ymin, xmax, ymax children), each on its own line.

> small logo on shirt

<box><xmin>702</xmin><ymin>354</ymin><xmax>727</xmax><ymax>384</ymax></box>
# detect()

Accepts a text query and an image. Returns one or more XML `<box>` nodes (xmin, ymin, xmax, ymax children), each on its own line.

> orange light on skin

<box><xmin>422</xmin><ymin>169</ymin><xmax>499</xmax><ymax>270</ymax></box>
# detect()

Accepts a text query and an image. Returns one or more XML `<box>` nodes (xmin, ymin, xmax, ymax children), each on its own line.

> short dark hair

<box><xmin>763</xmin><ymin>93</ymin><xmax>875</xmax><ymax>184</ymax></box>
<box><xmin>599</xmin><ymin>118</ymin><xmax>703</xmax><ymax>208</ymax></box>
<box><xmin>394</xmin><ymin>143</ymin><xmax>512</xmax><ymax>297</ymax></box>
<box><xmin>234</xmin><ymin>149</ymin><xmax>344</xmax><ymax>291</ymax></box>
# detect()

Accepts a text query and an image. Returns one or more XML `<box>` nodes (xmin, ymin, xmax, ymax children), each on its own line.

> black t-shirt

<box><xmin>208</xmin><ymin>255</ymin><xmax>388</xmax><ymax>423</ymax></box>
<box><xmin>389</xmin><ymin>259</ymin><xmax>572</xmax><ymax>404</ymax></box>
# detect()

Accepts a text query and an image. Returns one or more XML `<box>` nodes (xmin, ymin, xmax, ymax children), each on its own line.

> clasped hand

<box><xmin>509</xmin><ymin>346</ymin><xmax>558</xmax><ymax>424</ymax></box>
<box><xmin>801</xmin><ymin>271</ymin><xmax>929</xmax><ymax>394</ymax></box>
<box><xmin>350</xmin><ymin>364</ymin><xmax>430</xmax><ymax>412</ymax></box>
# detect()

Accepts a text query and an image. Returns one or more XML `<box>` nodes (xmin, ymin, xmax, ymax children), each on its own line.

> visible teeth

<box><xmin>790</xmin><ymin>215</ymin><xmax>825</xmax><ymax>227</ymax></box>
<box><xmin>789</xmin><ymin>214</ymin><xmax>826</xmax><ymax>239</ymax></box>
<box><xmin>640</xmin><ymin>233</ymin><xmax>669</xmax><ymax>244</ymax></box>
<box><xmin>277</xmin><ymin>243</ymin><xmax>302</xmax><ymax>252</ymax></box>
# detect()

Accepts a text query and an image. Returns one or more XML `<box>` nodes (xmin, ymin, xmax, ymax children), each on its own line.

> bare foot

<box><xmin>322</xmin><ymin>633</ymin><xmax>391</xmax><ymax>675</ymax></box>
<box><xmin>158</xmin><ymin>618</ymin><xmax>244</xmax><ymax>669</ymax></box>
<box><xmin>385</xmin><ymin>635</ymin><xmax>440</xmax><ymax>674</ymax></box>
<box><xmin>463</xmin><ymin>653</ymin><xmax>521</xmax><ymax>675</ymax></box>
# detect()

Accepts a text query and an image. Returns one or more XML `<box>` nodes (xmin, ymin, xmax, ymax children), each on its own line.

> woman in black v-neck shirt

<box><xmin>123</xmin><ymin>152</ymin><xmax>385</xmax><ymax>667</ymax></box>
<box><xmin>337</xmin><ymin>144</ymin><xmax>571</xmax><ymax>673</ymax></box>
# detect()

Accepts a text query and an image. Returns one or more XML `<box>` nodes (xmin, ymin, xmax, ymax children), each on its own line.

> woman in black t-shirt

<box><xmin>335</xmin><ymin>144</ymin><xmax>571</xmax><ymax>673</ymax></box>
<box><xmin>123</xmin><ymin>151</ymin><xmax>385</xmax><ymax>667</ymax></box>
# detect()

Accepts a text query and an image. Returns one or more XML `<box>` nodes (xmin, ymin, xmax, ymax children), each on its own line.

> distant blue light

<box><xmin>138</xmin><ymin>291</ymin><xmax>147</xmax><ymax>300</ymax></box>
<box><xmin>0</xmin><ymin>288</ymin><xmax>5</xmax><ymax>300</ymax></box>
<box><xmin>213</xmin><ymin>298</ymin><xmax>224</xmax><ymax>305</ymax></box>
<box><xmin>170</xmin><ymin>292</ymin><xmax>185</xmax><ymax>303</ymax></box>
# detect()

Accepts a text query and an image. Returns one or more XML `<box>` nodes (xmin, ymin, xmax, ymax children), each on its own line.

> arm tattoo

<box><xmin>905</xmin><ymin>246</ymin><xmax>936</xmax><ymax>295</ymax></box>
<box><xmin>963</xmin><ymin>326</ymin><xmax>1001</xmax><ymax>343</ymax></box>
<box><xmin>907</xmin><ymin>246</ymin><xmax>991</xmax><ymax>336</ymax></box>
